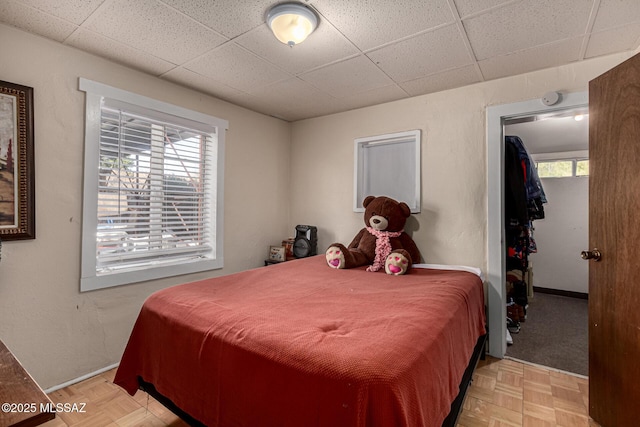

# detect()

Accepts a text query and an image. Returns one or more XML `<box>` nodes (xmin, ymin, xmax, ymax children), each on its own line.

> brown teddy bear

<box><xmin>325</xmin><ymin>196</ymin><xmax>421</xmax><ymax>275</ymax></box>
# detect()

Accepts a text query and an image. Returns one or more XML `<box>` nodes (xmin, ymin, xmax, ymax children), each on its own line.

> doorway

<box><xmin>501</xmin><ymin>112</ymin><xmax>589</xmax><ymax>376</ymax></box>
<box><xmin>485</xmin><ymin>91</ymin><xmax>588</xmax><ymax>358</ymax></box>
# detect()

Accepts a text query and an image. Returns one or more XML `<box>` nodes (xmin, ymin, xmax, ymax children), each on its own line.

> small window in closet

<box><xmin>535</xmin><ymin>159</ymin><xmax>589</xmax><ymax>178</ymax></box>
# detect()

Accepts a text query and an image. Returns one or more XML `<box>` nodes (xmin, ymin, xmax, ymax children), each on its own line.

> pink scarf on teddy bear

<box><xmin>365</xmin><ymin>227</ymin><xmax>403</xmax><ymax>272</ymax></box>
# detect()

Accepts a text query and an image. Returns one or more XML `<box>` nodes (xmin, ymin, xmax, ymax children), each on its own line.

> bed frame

<box><xmin>441</xmin><ymin>332</ymin><xmax>487</xmax><ymax>427</ymax></box>
<box><xmin>138</xmin><ymin>333</ymin><xmax>488</xmax><ymax>427</ymax></box>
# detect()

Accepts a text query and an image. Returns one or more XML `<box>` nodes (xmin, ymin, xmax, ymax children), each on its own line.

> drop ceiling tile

<box><xmin>585</xmin><ymin>23</ymin><xmax>640</xmax><ymax>59</ymax></box>
<box><xmin>279</xmin><ymin>105</ymin><xmax>343</xmax><ymax>121</ymax></box>
<box><xmin>5</xmin><ymin>0</ymin><xmax>640</xmax><ymax>122</ymax></box>
<box><xmin>312</xmin><ymin>0</ymin><xmax>454</xmax><ymax>51</ymax></box>
<box><xmin>248</xmin><ymin>77</ymin><xmax>335</xmax><ymax>104</ymax></box>
<box><xmin>185</xmin><ymin>43</ymin><xmax>291</xmax><ymax>93</ymax></box>
<box><xmin>19</xmin><ymin>0</ymin><xmax>104</xmax><ymax>25</ymax></box>
<box><xmin>236</xmin><ymin>23</ymin><xmax>359</xmax><ymax>75</ymax></box>
<box><xmin>239</xmin><ymin>77</ymin><xmax>340</xmax><ymax>120</ymax></box>
<box><xmin>231</xmin><ymin>93</ymin><xmax>293</xmax><ymax>120</ymax></box>
<box><xmin>276</xmin><ymin>96</ymin><xmax>348</xmax><ymax>121</ymax></box>
<box><xmin>0</xmin><ymin>0</ymin><xmax>78</xmax><ymax>42</ymax></box>
<box><xmin>161</xmin><ymin>0</ymin><xmax>272</xmax><ymax>39</ymax></box>
<box><xmin>452</xmin><ymin>0</ymin><xmax>514</xmax><ymax>18</ymax></box>
<box><xmin>299</xmin><ymin>55</ymin><xmax>395</xmax><ymax>98</ymax></box>
<box><xmin>67</xmin><ymin>29</ymin><xmax>175</xmax><ymax>75</ymax></box>
<box><xmin>478</xmin><ymin>37</ymin><xmax>583</xmax><ymax>80</ymax></box>
<box><xmin>463</xmin><ymin>0</ymin><xmax>592</xmax><ymax>60</ymax></box>
<box><xmin>367</xmin><ymin>24</ymin><xmax>473</xmax><ymax>83</ymax></box>
<box><xmin>335</xmin><ymin>84</ymin><xmax>408</xmax><ymax>112</ymax></box>
<box><xmin>592</xmin><ymin>0</ymin><xmax>640</xmax><ymax>32</ymax></box>
<box><xmin>399</xmin><ymin>65</ymin><xmax>480</xmax><ymax>96</ymax></box>
<box><xmin>83</xmin><ymin>0</ymin><xmax>227</xmax><ymax>64</ymax></box>
<box><xmin>163</xmin><ymin>68</ymin><xmax>248</xmax><ymax>103</ymax></box>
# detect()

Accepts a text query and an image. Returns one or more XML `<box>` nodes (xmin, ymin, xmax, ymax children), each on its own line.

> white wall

<box><xmin>530</xmin><ymin>177</ymin><xmax>589</xmax><ymax>294</ymax></box>
<box><xmin>0</xmin><ymin>24</ymin><xmax>291</xmax><ymax>389</ymax></box>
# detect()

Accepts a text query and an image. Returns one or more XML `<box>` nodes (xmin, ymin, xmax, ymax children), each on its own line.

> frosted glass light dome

<box><xmin>267</xmin><ymin>3</ymin><xmax>318</xmax><ymax>46</ymax></box>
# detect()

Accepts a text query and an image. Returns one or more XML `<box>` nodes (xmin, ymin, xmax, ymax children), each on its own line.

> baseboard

<box><xmin>43</xmin><ymin>363</ymin><xmax>119</xmax><ymax>394</ymax></box>
<box><xmin>533</xmin><ymin>286</ymin><xmax>588</xmax><ymax>300</ymax></box>
<box><xmin>505</xmin><ymin>356</ymin><xmax>588</xmax><ymax>379</ymax></box>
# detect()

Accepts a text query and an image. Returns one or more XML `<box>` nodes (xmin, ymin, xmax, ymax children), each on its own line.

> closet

<box><xmin>504</xmin><ymin>135</ymin><xmax>545</xmax><ymax>343</ymax></box>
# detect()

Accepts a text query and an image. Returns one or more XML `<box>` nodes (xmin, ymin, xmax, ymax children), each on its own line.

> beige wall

<box><xmin>290</xmin><ymin>52</ymin><xmax>632</xmax><ymax>274</ymax></box>
<box><xmin>0</xmin><ymin>24</ymin><xmax>291</xmax><ymax>389</ymax></box>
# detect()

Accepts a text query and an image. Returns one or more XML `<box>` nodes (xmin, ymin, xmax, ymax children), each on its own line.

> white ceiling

<box><xmin>505</xmin><ymin>112</ymin><xmax>589</xmax><ymax>154</ymax></box>
<box><xmin>2</xmin><ymin>0</ymin><xmax>640</xmax><ymax>122</ymax></box>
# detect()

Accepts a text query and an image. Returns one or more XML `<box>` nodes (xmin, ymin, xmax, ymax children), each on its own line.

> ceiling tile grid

<box><xmin>184</xmin><ymin>42</ymin><xmax>292</xmax><ymax>93</ymax></box>
<box><xmin>332</xmin><ymin>84</ymin><xmax>409</xmax><ymax>114</ymax></box>
<box><xmin>160</xmin><ymin>0</ymin><xmax>274</xmax><ymax>39</ymax></box>
<box><xmin>478</xmin><ymin>37</ymin><xmax>584</xmax><ymax>81</ymax></box>
<box><xmin>162</xmin><ymin>68</ymin><xmax>249</xmax><ymax>103</ymax></box>
<box><xmin>367</xmin><ymin>23</ymin><xmax>474</xmax><ymax>83</ymax></box>
<box><xmin>82</xmin><ymin>0</ymin><xmax>228</xmax><ymax>65</ymax></box>
<box><xmin>461</xmin><ymin>0</ymin><xmax>593</xmax><ymax>61</ymax></box>
<box><xmin>234</xmin><ymin>21</ymin><xmax>360</xmax><ymax>76</ymax></box>
<box><xmin>235</xmin><ymin>76</ymin><xmax>341</xmax><ymax>121</ymax></box>
<box><xmin>18</xmin><ymin>0</ymin><xmax>106</xmax><ymax>26</ymax></box>
<box><xmin>592</xmin><ymin>0</ymin><xmax>640</xmax><ymax>31</ymax></box>
<box><xmin>0</xmin><ymin>0</ymin><xmax>78</xmax><ymax>42</ymax></box>
<box><xmin>399</xmin><ymin>65</ymin><xmax>481</xmax><ymax>97</ymax></box>
<box><xmin>298</xmin><ymin>54</ymin><xmax>396</xmax><ymax>98</ymax></box>
<box><xmin>309</xmin><ymin>0</ymin><xmax>456</xmax><ymax>51</ymax></box>
<box><xmin>452</xmin><ymin>0</ymin><xmax>515</xmax><ymax>19</ymax></box>
<box><xmin>66</xmin><ymin>28</ymin><xmax>176</xmax><ymax>76</ymax></box>
<box><xmin>1</xmin><ymin>0</ymin><xmax>640</xmax><ymax>121</ymax></box>
<box><xmin>585</xmin><ymin>22</ymin><xmax>640</xmax><ymax>59</ymax></box>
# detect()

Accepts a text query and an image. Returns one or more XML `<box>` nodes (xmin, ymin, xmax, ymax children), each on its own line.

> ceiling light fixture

<box><xmin>267</xmin><ymin>3</ymin><xmax>318</xmax><ymax>47</ymax></box>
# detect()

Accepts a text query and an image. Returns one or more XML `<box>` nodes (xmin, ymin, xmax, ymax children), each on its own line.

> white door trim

<box><xmin>486</xmin><ymin>91</ymin><xmax>589</xmax><ymax>357</ymax></box>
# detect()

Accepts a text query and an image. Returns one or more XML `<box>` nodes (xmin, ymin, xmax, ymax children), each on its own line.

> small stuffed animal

<box><xmin>326</xmin><ymin>196</ymin><xmax>421</xmax><ymax>275</ymax></box>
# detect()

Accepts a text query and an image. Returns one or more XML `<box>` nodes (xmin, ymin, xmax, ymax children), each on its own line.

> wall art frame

<box><xmin>0</xmin><ymin>80</ymin><xmax>35</xmax><ymax>240</ymax></box>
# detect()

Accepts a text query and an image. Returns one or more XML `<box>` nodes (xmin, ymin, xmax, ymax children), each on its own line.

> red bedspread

<box><xmin>114</xmin><ymin>255</ymin><xmax>486</xmax><ymax>427</ymax></box>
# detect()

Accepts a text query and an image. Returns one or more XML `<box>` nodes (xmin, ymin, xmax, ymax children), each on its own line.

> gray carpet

<box><xmin>506</xmin><ymin>292</ymin><xmax>588</xmax><ymax>376</ymax></box>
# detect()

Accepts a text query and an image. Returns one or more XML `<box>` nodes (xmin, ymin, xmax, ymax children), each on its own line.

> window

<box><xmin>535</xmin><ymin>158</ymin><xmax>589</xmax><ymax>178</ymax></box>
<box><xmin>536</xmin><ymin>160</ymin><xmax>573</xmax><ymax>178</ymax></box>
<box><xmin>576</xmin><ymin>159</ymin><xmax>589</xmax><ymax>176</ymax></box>
<box><xmin>354</xmin><ymin>130</ymin><xmax>421</xmax><ymax>213</ymax></box>
<box><xmin>79</xmin><ymin>79</ymin><xmax>227</xmax><ymax>291</ymax></box>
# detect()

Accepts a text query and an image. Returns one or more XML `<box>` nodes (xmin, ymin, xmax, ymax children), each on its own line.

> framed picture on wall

<box><xmin>0</xmin><ymin>80</ymin><xmax>35</xmax><ymax>240</ymax></box>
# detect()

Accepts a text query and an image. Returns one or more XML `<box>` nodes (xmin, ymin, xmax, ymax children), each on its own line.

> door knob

<box><xmin>581</xmin><ymin>249</ymin><xmax>602</xmax><ymax>261</ymax></box>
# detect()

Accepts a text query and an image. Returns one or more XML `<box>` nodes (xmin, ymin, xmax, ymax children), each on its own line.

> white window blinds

<box><xmin>96</xmin><ymin>106</ymin><xmax>214</xmax><ymax>273</ymax></box>
<box><xmin>354</xmin><ymin>130</ymin><xmax>421</xmax><ymax>213</ymax></box>
<box><xmin>80</xmin><ymin>79</ymin><xmax>226</xmax><ymax>291</ymax></box>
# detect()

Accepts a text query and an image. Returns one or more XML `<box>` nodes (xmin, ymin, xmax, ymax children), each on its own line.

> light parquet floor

<box><xmin>459</xmin><ymin>356</ymin><xmax>599</xmax><ymax>427</ymax></box>
<box><xmin>41</xmin><ymin>356</ymin><xmax>599</xmax><ymax>427</ymax></box>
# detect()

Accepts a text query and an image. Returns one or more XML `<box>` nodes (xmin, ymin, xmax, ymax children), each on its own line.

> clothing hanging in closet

<box><xmin>504</xmin><ymin>135</ymin><xmax>546</xmax><ymax>333</ymax></box>
<box><xmin>505</xmin><ymin>135</ymin><xmax>546</xmax><ymax>268</ymax></box>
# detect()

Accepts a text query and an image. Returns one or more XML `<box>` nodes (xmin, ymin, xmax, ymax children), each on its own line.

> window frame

<box><xmin>353</xmin><ymin>130</ymin><xmax>421</xmax><ymax>213</ymax></box>
<box><xmin>535</xmin><ymin>159</ymin><xmax>574</xmax><ymax>178</ymax></box>
<box><xmin>79</xmin><ymin>78</ymin><xmax>227</xmax><ymax>292</ymax></box>
<box><xmin>532</xmin><ymin>150</ymin><xmax>589</xmax><ymax>179</ymax></box>
<box><xmin>575</xmin><ymin>159</ymin><xmax>589</xmax><ymax>176</ymax></box>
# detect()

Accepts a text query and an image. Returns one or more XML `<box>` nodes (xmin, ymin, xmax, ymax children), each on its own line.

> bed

<box><xmin>114</xmin><ymin>255</ymin><xmax>486</xmax><ymax>427</ymax></box>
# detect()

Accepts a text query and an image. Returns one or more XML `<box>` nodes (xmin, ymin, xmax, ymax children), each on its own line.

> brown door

<box><xmin>588</xmin><ymin>53</ymin><xmax>640</xmax><ymax>427</ymax></box>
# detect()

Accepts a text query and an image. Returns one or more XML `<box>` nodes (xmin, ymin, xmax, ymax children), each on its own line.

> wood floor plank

<box><xmin>39</xmin><ymin>356</ymin><xmax>600</xmax><ymax>427</ymax></box>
